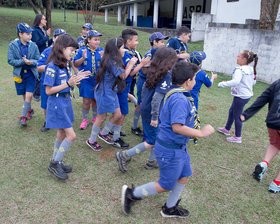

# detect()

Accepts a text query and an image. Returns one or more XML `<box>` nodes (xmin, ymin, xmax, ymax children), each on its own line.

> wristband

<box><xmin>66</xmin><ymin>81</ymin><xmax>71</xmax><ymax>87</ymax></box>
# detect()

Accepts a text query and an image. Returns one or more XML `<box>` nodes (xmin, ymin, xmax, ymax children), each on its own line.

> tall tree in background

<box><xmin>28</xmin><ymin>0</ymin><xmax>52</xmax><ymax>28</ymax></box>
<box><xmin>259</xmin><ymin>0</ymin><xmax>280</xmax><ymax>30</ymax></box>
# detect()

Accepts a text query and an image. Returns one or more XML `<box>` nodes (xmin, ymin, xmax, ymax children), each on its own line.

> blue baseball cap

<box><xmin>54</xmin><ymin>29</ymin><xmax>66</xmax><ymax>37</ymax></box>
<box><xmin>149</xmin><ymin>32</ymin><xmax>169</xmax><ymax>43</ymax></box>
<box><xmin>190</xmin><ymin>51</ymin><xmax>206</xmax><ymax>65</ymax></box>
<box><xmin>87</xmin><ymin>30</ymin><xmax>102</xmax><ymax>38</ymax></box>
<box><xmin>82</xmin><ymin>23</ymin><xmax>93</xmax><ymax>30</ymax></box>
<box><xmin>17</xmin><ymin>23</ymin><xmax>33</xmax><ymax>34</ymax></box>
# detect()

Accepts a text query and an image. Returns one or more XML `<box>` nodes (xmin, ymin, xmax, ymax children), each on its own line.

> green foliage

<box><xmin>1</xmin><ymin>7</ymin><xmax>280</xmax><ymax>224</ymax></box>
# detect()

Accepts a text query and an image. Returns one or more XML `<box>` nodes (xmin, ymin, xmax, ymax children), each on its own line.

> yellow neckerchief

<box><xmin>87</xmin><ymin>44</ymin><xmax>97</xmax><ymax>74</ymax></box>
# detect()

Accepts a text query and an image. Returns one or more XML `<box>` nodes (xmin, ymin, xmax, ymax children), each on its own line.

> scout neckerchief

<box><xmin>66</xmin><ymin>61</ymin><xmax>75</xmax><ymax>98</ymax></box>
<box><xmin>40</xmin><ymin>26</ymin><xmax>48</xmax><ymax>48</ymax></box>
<box><xmin>164</xmin><ymin>87</ymin><xmax>200</xmax><ymax>145</ymax></box>
<box><xmin>175</xmin><ymin>36</ymin><xmax>188</xmax><ymax>54</ymax></box>
<box><xmin>87</xmin><ymin>44</ymin><xmax>96</xmax><ymax>74</ymax></box>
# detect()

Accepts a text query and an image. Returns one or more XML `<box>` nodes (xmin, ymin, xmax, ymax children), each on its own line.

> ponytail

<box><xmin>253</xmin><ymin>54</ymin><xmax>258</xmax><ymax>80</ymax></box>
<box><xmin>242</xmin><ymin>50</ymin><xmax>258</xmax><ymax>80</ymax></box>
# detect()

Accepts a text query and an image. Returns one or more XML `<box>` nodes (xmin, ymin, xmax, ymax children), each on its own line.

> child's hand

<box><xmin>217</xmin><ymin>82</ymin><xmax>225</xmax><ymax>88</ymax></box>
<box><xmin>240</xmin><ymin>115</ymin><xmax>246</xmax><ymax>122</ymax></box>
<box><xmin>150</xmin><ymin>120</ymin><xmax>158</xmax><ymax>127</ymax></box>
<box><xmin>99</xmin><ymin>50</ymin><xmax>104</xmax><ymax>57</ymax></box>
<box><xmin>179</xmin><ymin>53</ymin><xmax>190</xmax><ymax>60</ymax></box>
<box><xmin>22</xmin><ymin>56</ymin><xmax>33</xmax><ymax>65</ymax></box>
<box><xmin>128</xmin><ymin>57</ymin><xmax>138</xmax><ymax>67</ymax></box>
<box><xmin>141</xmin><ymin>57</ymin><xmax>151</xmax><ymax>66</ymax></box>
<box><xmin>211</xmin><ymin>72</ymin><xmax>218</xmax><ymax>80</ymax></box>
<box><xmin>77</xmin><ymin>70</ymin><xmax>91</xmax><ymax>79</ymax></box>
<box><xmin>200</xmin><ymin>124</ymin><xmax>215</xmax><ymax>137</ymax></box>
<box><xmin>82</xmin><ymin>49</ymin><xmax>87</xmax><ymax>60</ymax></box>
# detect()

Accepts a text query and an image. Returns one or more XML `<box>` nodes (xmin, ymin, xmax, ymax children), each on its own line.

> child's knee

<box><xmin>178</xmin><ymin>177</ymin><xmax>188</xmax><ymax>185</ymax></box>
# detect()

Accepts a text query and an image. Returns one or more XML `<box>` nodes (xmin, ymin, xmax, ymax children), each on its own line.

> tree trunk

<box><xmin>121</xmin><ymin>6</ymin><xmax>127</xmax><ymax>24</ymax></box>
<box><xmin>259</xmin><ymin>0</ymin><xmax>280</xmax><ymax>30</ymax></box>
<box><xmin>38</xmin><ymin>0</ymin><xmax>45</xmax><ymax>15</ymax></box>
<box><xmin>28</xmin><ymin>0</ymin><xmax>39</xmax><ymax>14</ymax></box>
<box><xmin>46</xmin><ymin>0</ymin><xmax>52</xmax><ymax>29</ymax></box>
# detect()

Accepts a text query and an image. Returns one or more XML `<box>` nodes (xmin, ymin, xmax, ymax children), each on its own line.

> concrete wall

<box><xmin>202</xmin><ymin>24</ymin><xmax>280</xmax><ymax>84</ymax></box>
<box><xmin>191</xmin><ymin>12</ymin><xmax>213</xmax><ymax>42</ymax></box>
<box><xmin>210</xmin><ymin>0</ymin><xmax>261</xmax><ymax>24</ymax></box>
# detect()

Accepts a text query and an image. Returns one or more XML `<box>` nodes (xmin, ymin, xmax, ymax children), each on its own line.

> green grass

<box><xmin>1</xmin><ymin>7</ymin><xmax>280</xmax><ymax>224</ymax></box>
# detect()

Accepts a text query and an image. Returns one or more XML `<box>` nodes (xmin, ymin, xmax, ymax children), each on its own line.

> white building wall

<box><xmin>211</xmin><ymin>0</ymin><xmax>261</xmax><ymax>24</ymax></box>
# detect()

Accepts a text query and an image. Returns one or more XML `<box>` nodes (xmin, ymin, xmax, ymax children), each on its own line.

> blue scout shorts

<box><xmin>142</xmin><ymin>120</ymin><xmax>158</xmax><ymax>145</ymax></box>
<box><xmin>117</xmin><ymin>82</ymin><xmax>131</xmax><ymax>115</ymax></box>
<box><xmin>79</xmin><ymin>79</ymin><xmax>95</xmax><ymax>99</ymax></box>
<box><xmin>15</xmin><ymin>73</ymin><xmax>36</xmax><ymax>95</ymax></box>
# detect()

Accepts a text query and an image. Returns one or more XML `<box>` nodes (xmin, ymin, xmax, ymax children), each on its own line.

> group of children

<box><xmin>7</xmin><ymin>19</ymin><xmax>280</xmax><ymax>218</ymax></box>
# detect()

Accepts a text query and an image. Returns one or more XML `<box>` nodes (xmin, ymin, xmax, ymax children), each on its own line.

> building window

<box><xmin>227</xmin><ymin>0</ymin><xmax>239</xmax><ymax>2</ymax></box>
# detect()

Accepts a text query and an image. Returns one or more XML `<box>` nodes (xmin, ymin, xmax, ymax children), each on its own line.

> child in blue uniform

<box><xmin>37</xmin><ymin>29</ymin><xmax>67</xmax><ymax>132</ymax></box>
<box><xmin>74</xmin><ymin>30</ymin><xmax>103</xmax><ymax>130</ymax></box>
<box><xmin>189</xmin><ymin>51</ymin><xmax>218</xmax><ymax>110</ymax></box>
<box><xmin>121</xmin><ymin>60</ymin><xmax>215</xmax><ymax>218</ymax></box>
<box><xmin>166</xmin><ymin>26</ymin><xmax>191</xmax><ymax>60</ymax></box>
<box><xmin>132</xmin><ymin>32</ymin><xmax>169</xmax><ymax>137</ymax></box>
<box><xmin>7</xmin><ymin>23</ymin><xmax>40</xmax><ymax>127</ymax></box>
<box><xmin>44</xmin><ymin>34</ymin><xmax>90</xmax><ymax>180</ymax></box>
<box><xmin>77</xmin><ymin>23</ymin><xmax>93</xmax><ymax>48</ymax></box>
<box><xmin>99</xmin><ymin>29</ymin><xmax>150</xmax><ymax>148</ymax></box>
<box><xmin>86</xmin><ymin>37</ymin><xmax>137</xmax><ymax>151</ymax></box>
<box><xmin>115</xmin><ymin>47</ymin><xmax>177</xmax><ymax>172</ymax></box>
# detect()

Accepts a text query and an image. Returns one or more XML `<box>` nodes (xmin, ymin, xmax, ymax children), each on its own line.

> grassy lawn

<box><xmin>0</xmin><ymin>7</ymin><xmax>279</xmax><ymax>224</ymax></box>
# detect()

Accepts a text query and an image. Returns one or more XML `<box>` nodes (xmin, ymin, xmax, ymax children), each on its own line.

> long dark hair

<box><xmin>33</xmin><ymin>14</ymin><xmax>44</xmax><ymax>27</ymax></box>
<box><xmin>242</xmin><ymin>50</ymin><xmax>258</xmax><ymax>78</ymax></box>
<box><xmin>146</xmin><ymin>47</ymin><xmax>178</xmax><ymax>89</ymax></box>
<box><xmin>96</xmin><ymin>37</ymin><xmax>124</xmax><ymax>89</ymax></box>
<box><xmin>47</xmin><ymin>34</ymin><xmax>78</xmax><ymax>68</ymax></box>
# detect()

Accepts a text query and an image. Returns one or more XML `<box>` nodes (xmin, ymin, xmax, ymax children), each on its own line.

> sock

<box><xmin>166</xmin><ymin>182</ymin><xmax>185</xmax><ymax>208</ymax></box>
<box><xmin>133</xmin><ymin>182</ymin><xmax>158</xmax><ymax>198</ymax></box>
<box><xmin>125</xmin><ymin>142</ymin><xmax>147</xmax><ymax>158</ymax></box>
<box><xmin>273</xmin><ymin>179</ymin><xmax>280</xmax><ymax>185</ymax></box>
<box><xmin>112</xmin><ymin>124</ymin><xmax>122</xmax><ymax>141</ymax></box>
<box><xmin>148</xmin><ymin>147</ymin><xmax>156</xmax><ymax>161</ymax></box>
<box><xmin>92</xmin><ymin>107</ymin><xmax>97</xmax><ymax>119</ymax></box>
<box><xmin>52</xmin><ymin>139</ymin><xmax>62</xmax><ymax>160</ymax></box>
<box><xmin>89</xmin><ymin>125</ymin><xmax>101</xmax><ymax>142</ymax></box>
<box><xmin>101</xmin><ymin>121</ymin><xmax>114</xmax><ymax>135</ymax></box>
<box><xmin>54</xmin><ymin>138</ymin><xmax>72</xmax><ymax>162</ymax></box>
<box><xmin>22</xmin><ymin>101</ymin><xmax>31</xmax><ymax>117</ymax></box>
<box><xmin>262</xmin><ymin>160</ymin><xmax>269</xmax><ymax>167</ymax></box>
<box><xmin>132</xmin><ymin>109</ymin><xmax>141</xmax><ymax>129</ymax></box>
<box><xmin>82</xmin><ymin>109</ymin><xmax>89</xmax><ymax>120</ymax></box>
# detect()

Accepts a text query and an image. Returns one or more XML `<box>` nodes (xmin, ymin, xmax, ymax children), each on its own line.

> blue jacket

<box><xmin>7</xmin><ymin>39</ymin><xmax>40</xmax><ymax>79</ymax></box>
<box><xmin>31</xmin><ymin>25</ymin><xmax>53</xmax><ymax>53</ymax></box>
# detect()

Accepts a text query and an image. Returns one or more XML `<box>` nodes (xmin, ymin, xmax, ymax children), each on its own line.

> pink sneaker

<box><xmin>217</xmin><ymin>127</ymin><xmax>230</xmax><ymax>136</ymax></box>
<box><xmin>226</xmin><ymin>135</ymin><xmax>242</xmax><ymax>143</ymax></box>
<box><xmin>92</xmin><ymin>117</ymin><xmax>97</xmax><ymax>124</ymax></box>
<box><xmin>80</xmin><ymin>119</ymin><xmax>89</xmax><ymax>130</ymax></box>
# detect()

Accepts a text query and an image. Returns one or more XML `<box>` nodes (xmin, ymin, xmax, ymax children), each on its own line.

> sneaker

<box><xmin>86</xmin><ymin>139</ymin><xmax>103</xmax><ymax>151</ymax></box>
<box><xmin>115</xmin><ymin>151</ymin><xmax>131</xmax><ymax>173</ymax></box>
<box><xmin>41</xmin><ymin>122</ymin><xmax>49</xmax><ymax>132</ymax></box>
<box><xmin>121</xmin><ymin>185</ymin><xmax>141</xmax><ymax>215</ymax></box>
<box><xmin>226</xmin><ymin>135</ymin><xmax>242</xmax><ymax>143</ymax></box>
<box><xmin>131</xmin><ymin>127</ymin><xmax>143</xmax><ymax>136</ymax></box>
<box><xmin>92</xmin><ymin>117</ymin><xmax>97</xmax><ymax>124</ymax></box>
<box><xmin>80</xmin><ymin>119</ymin><xmax>89</xmax><ymax>130</ymax></box>
<box><xmin>19</xmin><ymin>116</ymin><xmax>27</xmax><ymax>127</ymax></box>
<box><xmin>61</xmin><ymin>161</ymin><xmax>72</xmax><ymax>173</ymax></box>
<box><xmin>268</xmin><ymin>181</ymin><xmax>280</xmax><ymax>193</ymax></box>
<box><xmin>27</xmin><ymin>109</ymin><xmax>34</xmax><ymax>120</ymax></box>
<box><xmin>160</xmin><ymin>199</ymin><xmax>190</xmax><ymax>218</ymax></box>
<box><xmin>217</xmin><ymin>127</ymin><xmax>230</xmax><ymax>136</ymax></box>
<box><xmin>48</xmin><ymin>160</ymin><xmax>68</xmax><ymax>180</ymax></box>
<box><xmin>252</xmin><ymin>162</ymin><xmax>268</xmax><ymax>181</ymax></box>
<box><xmin>34</xmin><ymin>96</ymin><xmax>40</xmax><ymax>102</ymax></box>
<box><xmin>113</xmin><ymin>138</ymin><xmax>129</xmax><ymax>148</ymax></box>
<box><xmin>145</xmin><ymin>160</ymin><xmax>159</xmax><ymax>170</ymax></box>
<box><xmin>109</xmin><ymin>131</ymin><xmax>126</xmax><ymax>137</ymax></box>
<box><xmin>98</xmin><ymin>133</ymin><xmax>114</xmax><ymax>144</ymax></box>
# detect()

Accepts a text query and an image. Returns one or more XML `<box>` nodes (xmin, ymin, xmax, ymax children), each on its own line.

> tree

<box><xmin>28</xmin><ymin>0</ymin><xmax>52</xmax><ymax>28</ymax></box>
<box><xmin>259</xmin><ymin>0</ymin><xmax>280</xmax><ymax>30</ymax></box>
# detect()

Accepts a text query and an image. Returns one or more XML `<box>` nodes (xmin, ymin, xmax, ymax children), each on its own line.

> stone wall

<box><xmin>191</xmin><ymin>13</ymin><xmax>213</xmax><ymax>42</ymax></box>
<box><xmin>202</xmin><ymin>24</ymin><xmax>280</xmax><ymax>84</ymax></box>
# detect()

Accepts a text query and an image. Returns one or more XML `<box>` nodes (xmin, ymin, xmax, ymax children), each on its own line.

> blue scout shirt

<box><xmin>138</xmin><ymin>48</ymin><xmax>152</xmax><ymax>79</ymax></box>
<box><xmin>18</xmin><ymin>40</ymin><xmax>32</xmax><ymax>73</ymax></box>
<box><xmin>166</xmin><ymin>36</ymin><xmax>188</xmax><ymax>54</ymax></box>
<box><xmin>95</xmin><ymin>60</ymin><xmax>125</xmax><ymax>95</ymax></box>
<box><xmin>141</xmin><ymin>71</ymin><xmax>172</xmax><ymax>121</ymax></box>
<box><xmin>44</xmin><ymin>61</ymin><xmax>71</xmax><ymax>94</ymax></box>
<box><xmin>37</xmin><ymin>46</ymin><xmax>52</xmax><ymax>82</ymax></box>
<box><xmin>157</xmin><ymin>89</ymin><xmax>195</xmax><ymax>145</ymax></box>
<box><xmin>73</xmin><ymin>46</ymin><xmax>103</xmax><ymax>84</ymax></box>
<box><xmin>190</xmin><ymin>70</ymin><xmax>212</xmax><ymax>109</ymax></box>
<box><xmin>122</xmin><ymin>51</ymin><xmax>134</xmax><ymax>83</ymax></box>
<box><xmin>77</xmin><ymin>36</ymin><xmax>86</xmax><ymax>48</ymax></box>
